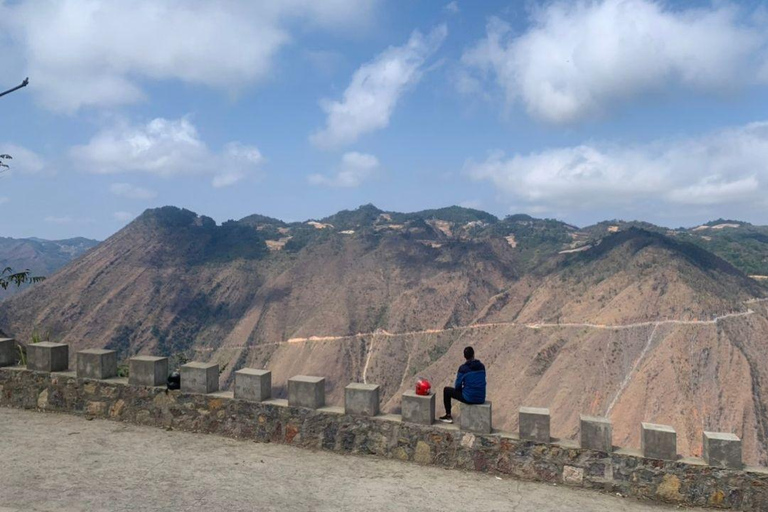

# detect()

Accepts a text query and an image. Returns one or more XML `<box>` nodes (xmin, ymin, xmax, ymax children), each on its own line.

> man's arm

<box><xmin>454</xmin><ymin>365</ymin><xmax>468</xmax><ymax>389</ymax></box>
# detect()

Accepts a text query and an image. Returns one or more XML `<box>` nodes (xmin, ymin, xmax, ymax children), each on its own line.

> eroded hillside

<box><xmin>2</xmin><ymin>205</ymin><xmax>767</xmax><ymax>463</ymax></box>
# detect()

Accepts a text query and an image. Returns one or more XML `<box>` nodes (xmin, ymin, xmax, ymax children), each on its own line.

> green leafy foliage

<box><xmin>320</xmin><ymin>203</ymin><xmax>383</xmax><ymax>230</ymax></box>
<box><xmin>0</xmin><ymin>153</ymin><xmax>11</xmax><ymax>172</ymax></box>
<box><xmin>137</xmin><ymin>207</ymin><xmax>269</xmax><ymax>264</ymax></box>
<box><xmin>0</xmin><ymin>267</ymin><xmax>45</xmax><ymax>290</ymax></box>
<box><xmin>678</xmin><ymin>225</ymin><xmax>768</xmax><ymax>276</ymax></box>
<box><xmin>396</xmin><ymin>206</ymin><xmax>499</xmax><ymax>225</ymax></box>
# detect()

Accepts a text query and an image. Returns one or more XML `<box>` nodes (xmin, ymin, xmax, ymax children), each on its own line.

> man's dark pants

<box><xmin>443</xmin><ymin>386</ymin><xmax>469</xmax><ymax>415</ymax></box>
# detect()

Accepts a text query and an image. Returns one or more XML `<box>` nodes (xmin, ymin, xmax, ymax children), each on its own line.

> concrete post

<box><xmin>27</xmin><ymin>342</ymin><xmax>69</xmax><ymax>372</ymax></box>
<box><xmin>641</xmin><ymin>422</ymin><xmax>677</xmax><ymax>461</ymax></box>
<box><xmin>77</xmin><ymin>349</ymin><xmax>118</xmax><ymax>380</ymax></box>
<box><xmin>129</xmin><ymin>356</ymin><xmax>169</xmax><ymax>386</ymax></box>
<box><xmin>344</xmin><ymin>383</ymin><xmax>380</xmax><ymax>416</ymax></box>
<box><xmin>703</xmin><ymin>431</ymin><xmax>742</xmax><ymax>469</ymax></box>
<box><xmin>234</xmin><ymin>368</ymin><xmax>272</xmax><ymax>402</ymax></box>
<box><xmin>580</xmin><ymin>415</ymin><xmax>613</xmax><ymax>452</ymax></box>
<box><xmin>180</xmin><ymin>362</ymin><xmax>219</xmax><ymax>394</ymax></box>
<box><xmin>0</xmin><ymin>338</ymin><xmax>16</xmax><ymax>367</ymax></box>
<box><xmin>288</xmin><ymin>375</ymin><xmax>325</xmax><ymax>409</ymax></box>
<box><xmin>519</xmin><ymin>407</ymin><xmax>550</xmax><ymax>443</ymax></box>
<box><xmin>401</xmin><ymin>391</ymin><xmax>435</xmax><ymax>425</ymax></box>
<box><xmin>459</xmin><ymin>402</ymin><xmax>492</xmax><ymax>434</ymax></box>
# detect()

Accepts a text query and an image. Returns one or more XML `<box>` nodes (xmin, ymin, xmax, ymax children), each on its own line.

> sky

<box><xmin>2</xmin><ymin>0</ymin><xmax>768</xmax><ymax>240</ymax></box>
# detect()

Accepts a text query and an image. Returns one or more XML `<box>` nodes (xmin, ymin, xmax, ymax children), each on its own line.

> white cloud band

<box><xmin>462</xmin><ymin>1</ymin><xmax>768</xmax><ymax>124</ymax></box>
<box><xmin>310</xmin><ymin>25</ymin><xmax>447</xmax><ymax>149</ymax></box>
<box><xmin>465</xmin><ymin>121</ymin><xmax>768</xmax><ymax>215</ymax></box>
<box><xmin>70</xmin><ymin>117</ymin><xmax>264</xmax><ymax>188</ymax></box>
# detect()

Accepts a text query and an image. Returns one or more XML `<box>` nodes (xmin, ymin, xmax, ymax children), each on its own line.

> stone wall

<box><xmin>1</xmin><ymin>366</ymin><xmax>768</xmax><ymax>510</ymax></box>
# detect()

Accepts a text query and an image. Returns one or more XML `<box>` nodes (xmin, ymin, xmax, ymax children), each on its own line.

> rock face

<box><xmin>1</xmin><ymin>206</ymin><xmax>768</xmax><ymax>464</ymax></box>
<box><xmin>1</xmin><ymin>366</ymin><xmax>767</xmax><ymax>511</ymax></box>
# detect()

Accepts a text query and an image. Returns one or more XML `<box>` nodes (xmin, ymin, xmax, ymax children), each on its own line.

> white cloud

<box><xmin>0</xmin><ymin>0</ymin><xmax>379</xmax><ymax>112</ymax></box>
<box><xmin>308</xmin><ymin>152</ymin><xmax>380</xmax><ymax>187</ymax></box>
<box><xmin>461</xmin><ymin>1</ymin><xmax>768</xmax><ymax>124</ymax></box>
<box><xmin>113</xmin><ymin>211</ymin><xmax>134</xmax><ymax>222</ymax></box>
<box><xmin>465</xmin><ymin>121</ymin><xmax>768</xmax><ymax>215</ymax></box>
<box><xmin>110</xmin><ymin>183</ymin><xmax>156</xmax><ymax>200</ymax></box>
<box><xmin>445</xmin><ymin>2</ymin><xmax>459</xmax><ymax>14</ymax></box>
<box><xmin>70</xmin><ymin>117</ymin><xmax>264</xmax><ymax>188</ymax></box>
<box><xmin>212</xmin><ymin>143</ymin><xmax>265</xmax><ymax>188</ymax></box>
<box><xmin>310</xmin><ymin>25</ymin><xmax>447</xmax><ymax>149</ymax></box>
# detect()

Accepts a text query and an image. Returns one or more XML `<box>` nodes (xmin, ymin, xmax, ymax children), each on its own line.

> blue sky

<box><xmin>2</xmin><ymin>0</ymin><xmax>768</xmax><ymax>240</ymax></box>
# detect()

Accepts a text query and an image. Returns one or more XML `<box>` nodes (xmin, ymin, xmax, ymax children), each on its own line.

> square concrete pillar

<box><xmin>345</xmin><ymin>383</ymin><xmax>380</xmax><ymax>416</ymax></box>
<box><xmin>641</xmin><ymin>422</ymin><xmax>677</xmax><ymax>461</ymax></box>
<box><xmin>180</xmin><ymin>362</ymin><xmax>219</xmax><ymax>394</ymax></box>
<box><xmin>288</xmin><ymin>375</ymin><xmax>325</xmax><ymax>409</ymax></box>
<box><xmin>0</xmin><ymin>338</ymin><xmax>17</xmax><ymax>367</ymax></box>
<box><xmin>460</xmin><ymin>402</ymin><xmax>492</xmax><ymax>434</ymax></box>
<box><xmin>27</xmin><ymin>342</ymin><xmax>69</xmax><ymax>372</ymax></box>
<box><xmin>580</xmin><ymin>415</ymin><xmax>613</xmax><ymax>452</ymax></box>
<box><xmin>401</xmin><ymin>391</ymin><xmax>435</xmax><ymax>425</ymax></box>
<box><xmin>703</xmin><ymin>431</ymin><xmax>742</xmax><ymax>469</ymax></box>
<box><xmin>519</xmin><ymin>407</ymin><xmax>550</xmax><ymax>443</ymax></box>
<box><xmin>129</xmin><ymin>356</ymin><xmax>168</xmax><ymax>386</ymax></box>
<box><xmin>234</xmin><ymin>368</ymin><xmax>272</xmax><ymax>402</ymax></box>
<box><xmin>77</xmin><ymin>349</ymin><xmax>118</xmax><ymax>380</ymax></box>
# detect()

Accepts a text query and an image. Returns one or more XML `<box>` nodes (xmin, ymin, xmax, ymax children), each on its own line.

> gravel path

<box><xmin>0</xmin><ymin>408</ymin><xmax>700</xmax><ymax>512</ymax></box>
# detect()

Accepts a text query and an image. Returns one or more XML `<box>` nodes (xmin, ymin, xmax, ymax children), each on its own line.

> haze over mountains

<box><xmin>0</xmin><ymin>236</ymin><xmax>100</xmax><ymax>300</ymax></box>
<box><xmin>2</xmin><ymin>204</ymin><xmax>767</xmax><ymax>464</ymax></box>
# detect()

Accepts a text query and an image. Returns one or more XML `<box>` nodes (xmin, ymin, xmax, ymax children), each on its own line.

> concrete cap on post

<box><xmin>580</xmin><ymin>415</ymin><xmax>613</xmax><ymax>452</ymax></box>
<box><xmin>180</xmin><ymin>362</ymin><xmax>219</xmax><ymax>394</ymax></box>
<box><xmin>27</xmin><ymin>342</ymin><xmax>69</xmax><ymax>372</ymax></box>
<box><xmin>401</xmin><ymin>391</ymin><xmax>435</xmax><ymax>425</ymax></box>
<box><xmin>77</xmin><ymin>349</ymin><xmax>118</xmax><ymax>380</ymax></box>
<box><xmin>641</xmin><ymin>422</ymin><xmax>677</xmax><ymax>461</ymax></box>
<box><xmin>0</xmin><ymin>338</ymin><xmax>17</xmax><ymax>367</ymax></box>
<box><xmin>288</xmin><ymin>375</ymin><xmax>325</xmax><ymax>409</ymax></box>
<box><xmin>459</xmin><ymin>402</ymin><xmax>492</xmax><ymax>434</ymax></box>
<box><xmin>703</xmin><ymin>431</ymin><xmax>742</xmax><ymax>469</ymax></box>
<box><xmin>519</xmin><ymin>407</ymin><xmax>550</xmax><ymax>443</ymax></box>
<box><xmin>129</xmin><ymin>356</ymin><xmax>169</xmax><ymax>387</ymax></box>
<box><xmin>344</xmin><ymin>383</ymin><xmax>380</xmax><ymax>416</ymax></box>
<box><xmin>234</xmin><ymin>368</ymin><xmax>272</xmax><ymax>402</ymax></box>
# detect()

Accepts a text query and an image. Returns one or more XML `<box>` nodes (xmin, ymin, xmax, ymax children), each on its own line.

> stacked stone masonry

<box><xmin>0</xmin><ymin>345</ymin><xmax>763</xmax><ymax>510</ymax></box>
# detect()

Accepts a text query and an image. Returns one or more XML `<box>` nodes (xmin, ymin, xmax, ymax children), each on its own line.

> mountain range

<box><xmin>0</xmin><ymin>236</ymin><xmax>100</xmax><ymax>301</ymax></box>
<box><xmin>1</xmin><ymin>204</ymin><xmax>767</xmax><ymax>464</ymax></box>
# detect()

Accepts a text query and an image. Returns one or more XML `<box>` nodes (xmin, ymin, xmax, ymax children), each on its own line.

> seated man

<box><xmin>439</xmin><ymin>346</ymin><xmax>486</xmax><ymax>423</ymax></box>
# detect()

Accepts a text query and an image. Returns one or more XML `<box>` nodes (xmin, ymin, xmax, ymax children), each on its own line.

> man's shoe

<box><xmin>438</xmin><ymin>414</ymin><xmax>453</xmax><ymax>424</ymax></box>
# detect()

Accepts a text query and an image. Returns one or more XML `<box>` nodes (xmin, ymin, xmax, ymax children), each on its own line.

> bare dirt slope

<box><xmin>2</xmin><ymin>206</ymin><xmax>767</xmax><ymax>463</ymax></box>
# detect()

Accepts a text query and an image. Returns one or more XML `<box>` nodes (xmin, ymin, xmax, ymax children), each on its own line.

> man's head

<box><xmin>463</xmin><ymin>346</ymin><xmax>474</xmax><ymax>361</ymax></box>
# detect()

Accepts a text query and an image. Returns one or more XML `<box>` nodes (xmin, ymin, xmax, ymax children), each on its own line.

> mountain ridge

<box><xmin>2</xmin><ymin>204</ymin><xmax>768</xmax><ymax>463</ymax></box>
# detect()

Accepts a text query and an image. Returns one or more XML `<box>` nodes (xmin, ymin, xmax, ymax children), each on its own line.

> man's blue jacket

<box><xmin>454</xmin><ymin>359</ymin><xmax>486</xmax><ymax>404</ymax></box>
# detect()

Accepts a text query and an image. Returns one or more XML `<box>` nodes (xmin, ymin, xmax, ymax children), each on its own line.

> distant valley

<box><xmin>2</xmin><ymin>205</ymin><xmax>768</xmax><ymax>464</ymax></box>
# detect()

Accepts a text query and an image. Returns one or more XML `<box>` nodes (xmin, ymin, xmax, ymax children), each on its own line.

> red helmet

<box><xmin>415</xmin><ymin>378</ymin><xmax>431</xmax><ymax>396</ymax></box>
